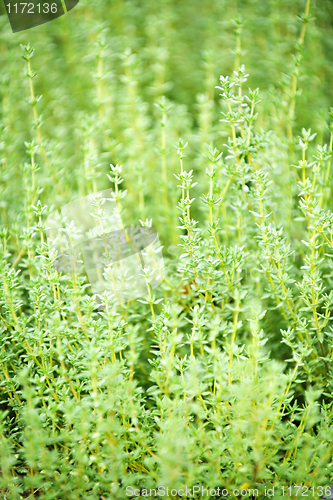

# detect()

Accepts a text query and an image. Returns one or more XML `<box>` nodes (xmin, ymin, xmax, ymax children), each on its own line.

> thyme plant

<box><xmin>1</xmin><ymin>0</ymin><xmax>333</xmax><ymax>498</ymax></box>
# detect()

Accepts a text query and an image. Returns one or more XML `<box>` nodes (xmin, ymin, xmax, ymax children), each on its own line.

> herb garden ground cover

<box><xmin>1</xmin><ymin>0</ymin><xmax>333</xmax><ymax>498</ymax></box>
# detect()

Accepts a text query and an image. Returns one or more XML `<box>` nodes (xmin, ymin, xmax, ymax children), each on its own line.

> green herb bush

<box><xmin>1</xmin><ymin>0</ymin><xmax>333</xmax><ymax>498</ymax></box>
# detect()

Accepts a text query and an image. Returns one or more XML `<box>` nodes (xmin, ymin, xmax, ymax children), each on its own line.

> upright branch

<box><xmin>286</xmin><ymin>0</ymin><xmax>311</xmax><ymax>156</ymax></box>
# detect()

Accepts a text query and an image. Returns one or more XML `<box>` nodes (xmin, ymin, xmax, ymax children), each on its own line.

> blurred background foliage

<box><xmin>0</xmin><ymin>0</ymin><xmax>333</xmax><ymax>229</ymax></box>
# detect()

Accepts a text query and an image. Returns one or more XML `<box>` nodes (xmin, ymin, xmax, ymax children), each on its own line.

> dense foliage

<box><xmin>1</xmin><ymin>0</ymin><xmax>333</xmax><ymax>498</ymax></box>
